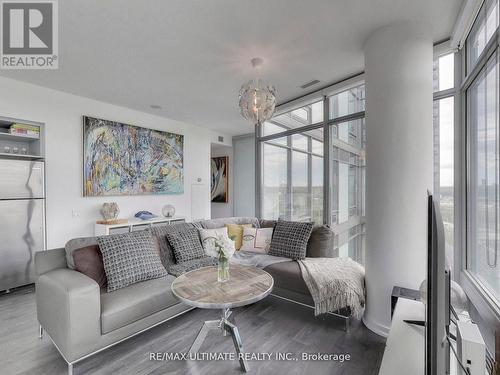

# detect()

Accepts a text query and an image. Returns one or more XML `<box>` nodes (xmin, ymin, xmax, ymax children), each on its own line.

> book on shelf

<box><xmin>9</xmin><ymin>128</ymin><xmax>40</xmax><ymax>138</ymax></box>
<box><xmin>10</xmin><ymin>123</ymin><xmax>40</xmax><ymax>132</ymax></box>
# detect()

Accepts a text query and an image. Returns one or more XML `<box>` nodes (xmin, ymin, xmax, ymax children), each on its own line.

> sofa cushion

<box><xmin>100</xmin><ymin>275</ymin><xmax>178</xmax><ymax>334</ymax></box>
<box><xmin>165</xmin><ymin>227</ymin><xmax>205</xmax><ymax>263</ymax></box>
<box><xmin>167</xmin><ymin>256</ymin><xmax>218</xmax><ymax>277</ymax></box>
<box><xmin>263</xmin><ymin>261</ymin><xmax>310</xmax><ymax>296</ymax></box>
<box><xmin>240</xmin><ymin>227</ymin><xmax>273</xmax><ymax>253</ymax></box>
<box><xmin>65</xmin><ymin>236</ymin><xmax>98</xmax><ymax>269</ymax></box>
<box><xmin>73</xmin><ymin>244</ymin><xmax>107</xmax><ymax>289</ymax></box>
<box><xmin>198</xmin><ymin>217</ymin><xmax>260</xmax><ymax>229</ymax></box>
<box><xmin>268</xmin><ymin>220</ymin><xmax>313</xmax><ymax>260</ymax></box>
<box><xmin>98</xmin><ymin>231</ymin><xmax>168</xmax><ymax>292</ymax></box>
<box><xmin>151</xmin><ymin>222</ymin><xmax>195</xmax><ymax>268</ymax></box>
<box><xmin>225</xmin><ymin>223</ymin><xmax>252</xmax><ymax>250</ymax></box>
<box><xmin>306</xmin><ymin>225</ymin><xmax>334</xmax><ymax>258</ymax></box>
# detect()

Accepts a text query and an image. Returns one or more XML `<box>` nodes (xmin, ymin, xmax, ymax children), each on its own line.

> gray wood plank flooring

<box><xmin>0</xmin><ymin>286</ymin><xmax>385</xmax><ymax>375</ymax></box>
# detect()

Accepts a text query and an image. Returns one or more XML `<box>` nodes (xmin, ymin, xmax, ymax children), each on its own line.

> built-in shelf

<box><xmin>0</xmin><ymin>132</ymin><xmax>40</xmax><ymax>141</ymax></box>
<box><xmin>0</xmin><ymin>116</ymin><xmax>44</xmax><ymax>159</ymax></box>
<box><xmin>0</xmin><ymin>152</ymin><xmax>43</xmax><ymax>160</ymax></box>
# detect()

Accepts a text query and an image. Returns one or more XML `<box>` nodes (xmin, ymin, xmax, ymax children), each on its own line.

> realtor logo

<box><xmin>1</xmin><ymin>0</ymin><xmax>58</xmax><ymax>69</ymax></box>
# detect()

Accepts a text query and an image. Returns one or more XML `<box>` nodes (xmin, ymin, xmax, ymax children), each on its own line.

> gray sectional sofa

<box><xmin>35</xmin><ymin>217</ymin><xmax>348</xmax><ymax>375</ymax></box>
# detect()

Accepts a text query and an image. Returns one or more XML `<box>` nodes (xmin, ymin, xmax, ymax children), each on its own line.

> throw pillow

<box><xmin>65</xmin><ymin>236</ymin><xmax>98</xmax><ymax>269</ymax></box>
<box><xmin>97</xmin><ymin>230</ymin><xmax>168</xmax><ymax>293</ymax></box>
<box><xmin>259</xmin><ymin>219</ymin><xmax>277</xmax><ymax>229</ymax></box>
<box><xmin>198</xmin><ymin>227</ymin><xmax>231</xmax><ymax>256</ymax></box>
<box><xmin>151</xmin><ymin>222</ymin><xmax>195</xmax><ymax>268</ymax></box>
<box><xmin>225</xmin><ymin>223</ymin><xmax>252</xmax><ymax>250</ymax></box>
<box><xmin>165</xmin><ymin>227</ymin><xmax>205</xmax><ymax>263</ymax></box>
<box><xmin>240</xmin><ymin>227</ymin><xmax>274</xmax><ymax>253</ymax></box>
<box><xmin>73</xmin><ymin>244</ymin><xmax>107</xmax><ymax>289</ymax></box>
<box><xmin>268</xmin><ymin>220</ymin><xmax>314</xmax><ymax>260</ymax></box>
<box><xmin>306</xmin><ymin>225</ymin><xmax>334</xmax><ymax>258</ymax></box>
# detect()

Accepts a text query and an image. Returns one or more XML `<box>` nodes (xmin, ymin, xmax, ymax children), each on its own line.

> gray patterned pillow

<box><xmin>268</xmin><ymin>220</ymin><xmax>314</xmax><ymax>260</ymax></box>
<box><xmin>165</xmin><ymin>227</ymin><xmax>205</xmax><ymax>263</ymax></box>
<box><xmin>97</xmin><ymin>230</ymin><xmax>168</xmax><ymax>292</ymax></box>
<box><xmin>167</xmin><ymin>256</ymin><xmax>218</xmax><ymax>277</ymax></box>
<box><xmin>151</xmin><ymin>223</ymin><xmax>195</xmax><ymax>268</ymax></box>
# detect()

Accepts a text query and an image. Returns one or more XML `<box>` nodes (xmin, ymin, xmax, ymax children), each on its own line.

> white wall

<box><xmin>363</xmin><ymin>22</ymin><xmax>433</xmax><ymax>336</ymax></box>
<box><xmin>210</xmin><ymin>144</ymin><xmax>233</xmax><ymax>218</ymax></box>
<box><xmin>233</xmin><ymin>134</ymin><xmax>255</xmax><ymax>217</ymax></box>
<box><xmin>0</xmin><ymin>76</ymin><xmax>231</xmax><ymax>248</ymax></box>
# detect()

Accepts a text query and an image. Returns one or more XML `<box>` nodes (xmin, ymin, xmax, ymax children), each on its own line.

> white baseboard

<box><xmin>362</xmin><ymin>315</ymin><xmax>390</xmax><ymax>338</ymax></box>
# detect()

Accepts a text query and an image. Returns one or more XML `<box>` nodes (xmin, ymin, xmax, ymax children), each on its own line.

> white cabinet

<box><xmin>94</xmin><ymin>216</ymin><xmax>186</xmax><ymax>236</ymax></box>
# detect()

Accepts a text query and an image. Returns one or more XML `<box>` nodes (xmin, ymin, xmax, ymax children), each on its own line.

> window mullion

<box><xmin>287</xmin><ymin>135</ymin><xmax>292</xmax><ymax>221</ymax></box>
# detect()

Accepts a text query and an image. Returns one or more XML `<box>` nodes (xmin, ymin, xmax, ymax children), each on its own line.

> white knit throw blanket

<box><xmin>298</xmin><ymin>257</ymin><xmax>366</xmax><ymax>319</ymax></box>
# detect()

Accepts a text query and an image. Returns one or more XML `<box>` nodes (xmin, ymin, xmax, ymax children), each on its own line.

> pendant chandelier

<box><xmin>238</xmin><ymin>57</ymin><xmax>276</xmax><ymax>126</ymax></box>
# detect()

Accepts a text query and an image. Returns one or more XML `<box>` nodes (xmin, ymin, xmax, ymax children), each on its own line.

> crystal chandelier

<box><xmin>238</xmin><ymin>58</ymin><xmax>276</xmax><ymax>125</ymax></box>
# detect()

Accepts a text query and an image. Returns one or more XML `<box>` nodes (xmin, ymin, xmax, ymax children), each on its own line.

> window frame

<box><xmin>433</xmin><ymin>44</ymin><xmax>460</xmax><ymax>283</ymax></box>
<box><xmin>458</xmin><ymin>0</ymin><xmax>500</xmax><ymax>339</ymax></box>
<box><xmin>256</xmin><ymin>76</ymin><xmax>366</xmax><ymax>262</ymax></box>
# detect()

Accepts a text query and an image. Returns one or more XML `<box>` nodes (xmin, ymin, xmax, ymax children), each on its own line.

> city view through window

<box><xmin>261</xmin><ymin>84</ymin><xmax>366</xmax><ymax>263</ymax></box>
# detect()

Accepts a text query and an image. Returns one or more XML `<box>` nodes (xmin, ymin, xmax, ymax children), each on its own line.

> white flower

<box><xmin>214</xmin><ymin>234</ymin><xmax>235</xmax><ymax>259</ymax></box>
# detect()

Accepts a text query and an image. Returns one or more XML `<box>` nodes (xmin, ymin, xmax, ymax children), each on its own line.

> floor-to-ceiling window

<box><xmin>328</xmin><ymin>84</ymin><xmax>366</xmax><ymax>262</ymax></box>
<box><xmin>462</xmin><ymin>0</ymin><xmax>499</xmax><ymax>309</ymax></box>
<box><xmin>261</xmin><ymin>100</ymin><xmax>324</xmax><ymax>223</ymax></box>
<box><xmin>257</xmin><ymin>80</ymin><xmax>366</xmax><ymax>264</ymax></box>
<box><xmin>433</xmin><ymin>49</ymin><xmax>456</xmax><ymax>272</ymax></box>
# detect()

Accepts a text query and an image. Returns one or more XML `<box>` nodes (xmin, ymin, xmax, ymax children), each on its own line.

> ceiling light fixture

<box><xmin>238</xmin><ymin>57</ymin><xmax>276</xmax><ymax>126</ymax></box>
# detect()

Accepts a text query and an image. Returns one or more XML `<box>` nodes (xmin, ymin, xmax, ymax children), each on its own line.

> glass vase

<box><xmin>217</xmin><ymin>254</ymin><xmax>230</xmax><ymax>283</ymax></box>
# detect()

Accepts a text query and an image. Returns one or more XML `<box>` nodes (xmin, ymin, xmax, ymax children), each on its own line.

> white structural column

<box><xmin>363</xmin><ymin>22</ymin><xmax>433</xmax><ymax>336</ymax></box>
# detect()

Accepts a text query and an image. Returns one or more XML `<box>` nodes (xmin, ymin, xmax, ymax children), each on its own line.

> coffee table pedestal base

<box><xmin>188</xmin><ymin>308</ymin><xmax>249</xmax><ymax>372</ymax></box>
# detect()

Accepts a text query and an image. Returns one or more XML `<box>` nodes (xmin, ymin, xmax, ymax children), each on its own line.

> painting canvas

<box><xmin>83</xmin><ymin>116</ymin><xmax>184</xmax><ymax>196</ymax></box>
<box><xmin>211</xmin><ymin>156</ymin><xmax>228</xmax><ymax>203</ymax></box>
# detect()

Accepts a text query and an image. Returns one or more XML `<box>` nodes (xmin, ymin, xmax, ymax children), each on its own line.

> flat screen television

<box><xmin>426</xmin><ymin>193</ymin><xmax>451</xmax><ymax>375</ymax></box>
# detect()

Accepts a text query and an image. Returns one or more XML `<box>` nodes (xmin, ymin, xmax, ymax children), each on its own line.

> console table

<box><xmin>94</xmin><ymin>215</ymin><xmax>186</xmax><ymax>235</ymax></box>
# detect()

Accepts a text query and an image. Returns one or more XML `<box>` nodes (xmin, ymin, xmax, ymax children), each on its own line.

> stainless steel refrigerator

<box><xmin>0</xmin><ymin>159</ymin><xmax>45</xmax><ymax>291</ymax></box>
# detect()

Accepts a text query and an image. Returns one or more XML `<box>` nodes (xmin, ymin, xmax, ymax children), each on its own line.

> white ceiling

<box><xmin>0</xmin><ymin>0</ymin><xmax>463</xmax><ymax>136</ymax></box>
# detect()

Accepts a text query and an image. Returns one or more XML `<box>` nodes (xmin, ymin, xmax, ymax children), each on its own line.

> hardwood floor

<box><xmin>0</xmin><ymin>286</ymin><xmax>385</xmax><ymax>375</ymax></box>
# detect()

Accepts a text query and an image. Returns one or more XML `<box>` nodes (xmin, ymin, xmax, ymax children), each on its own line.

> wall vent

<box><xmin>218</xmin><ymin>136</ymin><xmax>224</xmax><ymax>142</ymax></box>
<box><xmin>300</xmin><ymin>79</ymin><xmax>320</xmax><ymax>89</ymax></box>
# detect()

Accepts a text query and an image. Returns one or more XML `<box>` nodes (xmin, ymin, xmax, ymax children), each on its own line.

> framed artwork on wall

<box><xmin>83</xmin><ymin>116</ymin><xmax>184</xmax><ymax>196</ymax></box>
<box><xmin>211</xmin><ymin>156</ymin><xmax>228</xmax><ymax>203</ymax></box>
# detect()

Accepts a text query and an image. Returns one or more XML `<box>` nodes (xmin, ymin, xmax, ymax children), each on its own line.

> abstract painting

<box><xmin>211</xmin><ymin>156</ymin><xmax>228</xmax><ymax>203</ymax></box>
<box><xmin>83</xmin><ymin>116</ymin><xmax>184</xmax><ymax>196</ymax></box>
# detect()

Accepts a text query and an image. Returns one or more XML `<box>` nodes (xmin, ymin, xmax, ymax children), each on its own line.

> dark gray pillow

<box><xmin>259</xmin><ymin>219</ymin><xmax>277</xmax><ymax>228</ymax></box>
<box><xmin>268</xmin><ymin>220</ymin><xmax>313</xmax><ymax>260</ymax></box>
<box><xmin>165</xmin><ymin>227</ymin><xmax>205</xmax><ymax>263</ymax></box>
<box><xmin>306</xmin><ymin>225</ymin><xmax>334</xmax><ymax>257</ymax></box>
<box><xmin>167</xmin><ymin>256</ymin><xmax>218</xmax><ymax>277</ymax></box>
<box><xmin>151</xmin><ymin>223</ymin><xmax>195</xmax><ymax>268</ymax></box>
<box><xmin>97</xmin><ymin>230</ymin><xmax>168</xmax><ymax>293</ymax></box>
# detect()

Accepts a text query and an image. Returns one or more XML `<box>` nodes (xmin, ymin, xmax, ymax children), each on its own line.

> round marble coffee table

<box><xmin>171</xmin><ymin>264</ymin><xmax>274</xmax><ymax>372</ymax></box>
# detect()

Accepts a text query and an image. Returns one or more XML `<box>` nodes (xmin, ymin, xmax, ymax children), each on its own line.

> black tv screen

<box><xmin>426</xmin><ymin>193</ymin><xmax>450</xmax><ymax>375</ymax></box>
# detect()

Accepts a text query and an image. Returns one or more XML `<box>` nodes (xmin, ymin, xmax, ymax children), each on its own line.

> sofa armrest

<box><xmin>35</xmin><ymin>248</ymin><xmax>67</xmax><ymax>276</ymax></box>
<box><xmin>36</xmin><ymin>268</ymin><xmax>101</xmax><ymax>362</ymax></box>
